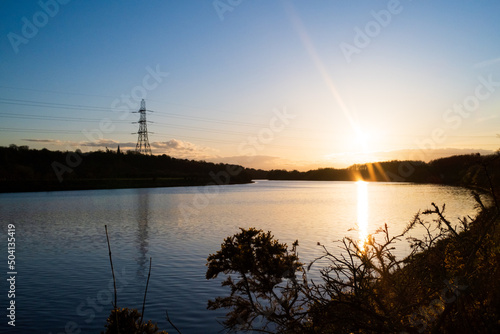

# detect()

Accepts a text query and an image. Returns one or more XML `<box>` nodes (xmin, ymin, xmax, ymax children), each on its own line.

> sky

<box><xmin>0</xmin><ymin>0</ymin><xmax>499</xmax><ymax>170</ymax></box>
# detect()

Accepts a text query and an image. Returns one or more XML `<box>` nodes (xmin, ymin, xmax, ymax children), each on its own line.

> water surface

<box><xmin>0</xmin><ymin>180</ymin><xmax>482</xmax><ymax>333</ymax></box>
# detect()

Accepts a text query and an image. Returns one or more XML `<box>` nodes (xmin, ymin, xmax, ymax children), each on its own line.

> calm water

<box><xmin>0</xmin><ymin>180</ymin><xmax>483</xmax><ymax>333</ymax></box>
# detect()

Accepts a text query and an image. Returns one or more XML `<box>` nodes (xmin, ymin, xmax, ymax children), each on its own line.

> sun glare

<box><xmin>356</xmin><ymin>180</ymin><xmax>369</xmax><ymax>251</ymax></box>
<box><xmin>354</xmin><ymin>126</ymin><xmax>373</xmax><ymax>154</ymax></box>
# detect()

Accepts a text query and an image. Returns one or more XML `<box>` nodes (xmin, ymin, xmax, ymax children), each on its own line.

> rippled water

<box><xmin>0</xmin><ymin>180</ymin><xmax>482</xmax><ymax>333</ymax></box>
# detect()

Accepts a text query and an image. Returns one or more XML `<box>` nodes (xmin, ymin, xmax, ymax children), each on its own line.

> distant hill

<box><xmin>0</xmin><ymin>145</ymin><xmax>267</xmax><ymax>193</ymax></box>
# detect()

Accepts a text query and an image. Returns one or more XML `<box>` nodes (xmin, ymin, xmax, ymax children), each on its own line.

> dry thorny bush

<box><xmin>207</xmin><ymin>183</ymin><xmax>500</xmax><ymax>333</ymax></box>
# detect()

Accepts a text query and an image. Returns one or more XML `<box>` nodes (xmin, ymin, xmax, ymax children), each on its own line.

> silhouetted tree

<box><xmin>206</xmin><ymin>228</ymin><xmax>305</xmax><ymax>333</ymax></box>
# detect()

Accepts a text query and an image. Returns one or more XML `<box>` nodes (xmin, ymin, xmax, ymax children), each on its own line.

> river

<box><xmin>0</xmin><ymin>180</ymin><xmax>483</xmax><ymax>333</ymax></box>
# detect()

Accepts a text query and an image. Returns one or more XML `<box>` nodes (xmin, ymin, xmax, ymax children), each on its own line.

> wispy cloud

<box><xmin>151</xmin><ymin>139</ymin><xmax>195</xmax><ymax>151</ymax></box>
<box><xmin>22</xmin><ymin>139</ymin><xmax>66</xmax><ymax>144</ymax></box>
<box><xmin>151</xmin><ymin>139</ymin><xmax>218</xmax><ymax>159</ymax></box>
<box><xmin>22</xmin><ymin>138</ymin><xmax>83</xmax><ymax>148</ymax></box>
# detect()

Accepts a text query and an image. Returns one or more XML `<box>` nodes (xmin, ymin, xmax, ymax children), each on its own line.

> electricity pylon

<box><xmin>134</xmin><ymin>99</ymin><xmax>152</xmax><ymax>155</ymax></box>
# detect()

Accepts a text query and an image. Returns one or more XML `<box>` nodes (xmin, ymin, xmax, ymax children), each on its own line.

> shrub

<box><xmin>101</xmin><ymin>307</ymin><xmax>168</xmax><ymax>334</ymax></box>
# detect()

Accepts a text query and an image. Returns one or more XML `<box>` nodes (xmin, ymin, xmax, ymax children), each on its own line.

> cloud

<box><xmin>151</xmin><ymin>139</ymin><xmax>195</xmax><ymax>151</ymax></box>
<box><xmin>150</xmin><ymin>139</ymin><xmax>219</xmax><ymax>159</ymax></box>
<box><xmin>22</xmin><ymin>139</ymin><xmax>65</xmax><ymax>144</ymax></box>
<box><xmin>22</xmin><ymin>138</ymin><xmax>83</xmax><ymax>148</ymax></box>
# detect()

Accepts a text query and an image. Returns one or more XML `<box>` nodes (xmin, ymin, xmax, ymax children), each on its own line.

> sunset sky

<box><xmin>1</xmin><ymin>1</ymin><xmax>499</xmax><ymax>170</ymax></box>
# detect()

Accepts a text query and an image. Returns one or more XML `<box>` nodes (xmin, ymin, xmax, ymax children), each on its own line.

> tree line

<box><xmin>0</xmin><ymin>145</ymin><xmax>267</xmax><ymax>192</ymax></box>
<box><xmin>1</xmin><ymin>144</ymin><xmax>498</xmax><ymax>193</ymax></box>
<box><xmin>268</xmin><ymin>152</ymin><xmax>500</xmax><ymax>191</ymax></box>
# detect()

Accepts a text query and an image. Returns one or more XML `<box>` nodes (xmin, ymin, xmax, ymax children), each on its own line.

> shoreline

<box><xmin>0</xmin><ymin>177</ymin><xmax>485</xmax><ymax>195</ymax></box>
<box><xmin>0</xmin><ymin>178</ymin><xmax>254</xmax><ymax>194</ymax></box>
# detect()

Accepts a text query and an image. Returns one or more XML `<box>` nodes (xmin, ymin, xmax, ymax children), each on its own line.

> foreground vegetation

<box><xmin>207</xmin><ymin>204</ymin><xmax>499</xmax><ymax>333</ymax></box>
<box><xmin>207</xmin><ymin>155</ymin><xmax>500</xmax><ymax>333</ymax></box>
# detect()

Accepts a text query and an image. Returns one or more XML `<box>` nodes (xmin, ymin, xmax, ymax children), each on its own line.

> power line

<box><xmin>0</xmin><ymin>97</ymin><xmax>327</xmax><ymax>148</ymax></box>
<box><xmin>0</xmin><ymin>112</ymin><xmax>262</xmax><ymax>137</ymax></box>
<box><xmin>0</xmin><ymin>112</ymin><xmax>130</xmax><ymax>123</ymax></box>
<box><xmin>0</xmin><ymin>85</ymin><xmax>262</xmax><ymax>117</ymax></box>
<box><xmin>0</xmin><ymin>97</ymin><xmax>274</xmax><ymax>129</ymax></box>
<box><xmin>0</xmin><ymin>126</ymin><xmax>300</xmax><ymax>150</ymax></box>
<box><xmin>0</xmin><ymin>97</ymin><xmax>325</xmax><ymax>142</ymax></box>
<box><xmin>0</xmin><ymin>85</ymin><xmax>124</xmax><ymax>99</ymax></box>
<box><xmin>0</xmin><ymin>127</ymin><xmax>129</xmax><ymax>134</ymax></box>
<box><xmin>0</xmin><ymin>96</ymin><xmax>320</xmax><ymax>133</ymax></box>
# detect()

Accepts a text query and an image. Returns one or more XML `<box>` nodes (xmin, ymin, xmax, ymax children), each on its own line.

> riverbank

<box><xmin>0</xmin><ymin>146</ymin><xmax>263</xmax><ymax>193</ymax></box>
<box><xmin>0</xmin><ymin>177</ymin><xmax>254</xmax><ymax>193</ymax></box>
<box><xmin>393</xmin><ymin>200</ymin><xmax>500</xmax><ymax>332</ymax></box>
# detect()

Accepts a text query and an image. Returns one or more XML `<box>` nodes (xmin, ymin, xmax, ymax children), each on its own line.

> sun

<box><xmin>354</xmin><ymin>127</ymin><xmax>372</xmax><ymax>153</ymax></box>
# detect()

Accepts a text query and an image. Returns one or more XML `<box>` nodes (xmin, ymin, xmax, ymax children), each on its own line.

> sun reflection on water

<box><xmin>356</xmin><ymin>180</ymin><xmax>369</xmax><ymax>251</ymax></box>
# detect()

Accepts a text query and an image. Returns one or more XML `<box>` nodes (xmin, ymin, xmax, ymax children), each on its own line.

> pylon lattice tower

<box><xmin>134</xmin><ymin>99</ymin><xmax>152</xmax><ymax>155</ymax></box>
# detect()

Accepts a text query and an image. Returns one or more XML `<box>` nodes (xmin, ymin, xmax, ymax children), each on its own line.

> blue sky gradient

<box><xmin>1</xmin><ymin>0</ymin><xmax>499</xmax><ymax>169</ymax></box>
